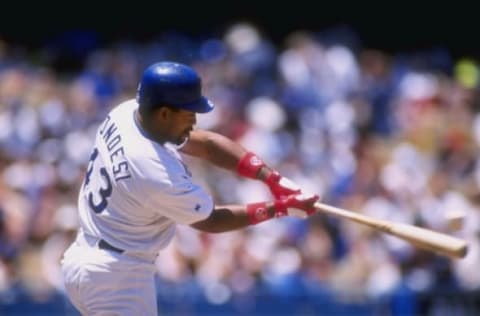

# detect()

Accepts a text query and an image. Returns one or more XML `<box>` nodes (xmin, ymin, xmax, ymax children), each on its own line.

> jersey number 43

<box><xmin>83</xmin><ymin>147</ymin><xmax>113</xmax><ymax>213</ymax></box>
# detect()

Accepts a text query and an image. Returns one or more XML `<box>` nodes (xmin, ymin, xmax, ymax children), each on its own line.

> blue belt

<box><xmin>98</xmin><ymin>239</ymin><xmax>124</xmax><ymax>254</ymax></box>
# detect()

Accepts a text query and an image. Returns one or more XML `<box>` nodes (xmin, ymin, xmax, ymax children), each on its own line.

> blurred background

<box><xmin>1</xmin><ymin>8</ymin><xmax>480</xmax><ymax>315</ymax></box>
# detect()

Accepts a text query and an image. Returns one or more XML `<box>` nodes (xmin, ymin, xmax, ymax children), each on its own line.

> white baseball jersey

<box><xmin>78</xmin><ymin>98</ymin><xmax>213</xmax><ymax>255</ymax></box>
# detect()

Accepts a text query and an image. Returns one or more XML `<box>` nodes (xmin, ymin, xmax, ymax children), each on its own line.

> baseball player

<box><xmin>60</xmin><ymin>61</ymin><xmax>319</xmax><ymax>315</ymax></box>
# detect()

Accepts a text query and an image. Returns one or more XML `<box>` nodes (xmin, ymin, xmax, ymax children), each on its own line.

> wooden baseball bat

<box><xmin>314</xmin><ymin>202</ymin><xmax>468</xmax><ymax>259</ymax></box>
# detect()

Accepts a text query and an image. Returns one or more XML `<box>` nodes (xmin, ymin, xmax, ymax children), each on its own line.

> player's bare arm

<box><xmin>181</xmin><ymin>129</ymin><xmax>308</xmax><ymax>200</ymax></box>
<box><xmin>191</xmin><ymin>204</ymin><xmax>273</xmax><ymax>232</ymax></box>
<box><xmin>191</xmin><ymin>193</ymin><xmax>318</xmax><ymax>233</ymax></box>
<box><xmin>180</xmin><ymin>129</ymin><xmax>318</xmax><ymax>232</ymax></box>
<box><xmin>180</xmin><ymin>129</ymin><xmax>272</xmax><ymax>178</ymax></box>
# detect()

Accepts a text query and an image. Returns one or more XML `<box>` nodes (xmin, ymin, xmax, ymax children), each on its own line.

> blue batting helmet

<box><xmin>136</xmin><ymin>61</ymin><xmax>214</xmax><ymax>113</ymax></box>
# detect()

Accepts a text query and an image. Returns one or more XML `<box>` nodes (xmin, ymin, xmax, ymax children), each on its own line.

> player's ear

<box><xmin>156</xmin><ymin>107</ymin><xmax>171</xmax><ymax>120</ymax></box>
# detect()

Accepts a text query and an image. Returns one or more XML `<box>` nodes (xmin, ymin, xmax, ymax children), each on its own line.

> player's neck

<box><xmin>134</xmin><ymin>110</ymin><xmax>168</xmax><ymax>145</ymax></box>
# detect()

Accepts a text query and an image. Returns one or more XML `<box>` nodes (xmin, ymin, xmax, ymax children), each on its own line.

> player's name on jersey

<box><xmin>98</xmin><ymin>115</ymin><xmax>132</xmax><ymax>182</ymax></box>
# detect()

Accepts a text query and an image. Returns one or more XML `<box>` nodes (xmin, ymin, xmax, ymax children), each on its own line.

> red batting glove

<box><xmin>237</xmin><ymin>153</ymin><xmax>301</xmax><ymax>199</ymax></box>
<box><xmin>264</xmin><ymin>171</ymin><xmax>301</xmax><ymax>200</ymax></box>
<box><xmin>246</xmin><ymin>193</ymin><xmax>319</xmax><ymax>225</ymax></box>
<box><xmin>274</xmin><ymin>193</ymin><xmax>319</xmax><ymax>218</ymax></box>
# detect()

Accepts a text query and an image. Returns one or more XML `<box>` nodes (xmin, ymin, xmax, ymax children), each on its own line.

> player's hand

<box><xmin>265</xmin><ymin>171</ymin><xmax>301</xmax><ymax>200</ymax></box>
<box><xmin>274</xmin><ymin>193</ymin><xmax>319</xmax><ymax>218</ymax></box>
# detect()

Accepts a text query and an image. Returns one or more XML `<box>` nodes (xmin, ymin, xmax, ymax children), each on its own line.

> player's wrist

<box><xmin>237</xmin><ymin>152</ymin><xmax>266</xmax><ymax>179</ymax></box>
<box><xmin>246</xmin><ymin>202</ymin><xmax>275</xmax><ymax>225</ymax></box>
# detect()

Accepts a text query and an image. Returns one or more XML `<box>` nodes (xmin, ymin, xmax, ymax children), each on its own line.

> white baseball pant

<box><xmin>61</xmin><ymin>232</ymin><xmax>158</xmax><ymax>316</ymax></box>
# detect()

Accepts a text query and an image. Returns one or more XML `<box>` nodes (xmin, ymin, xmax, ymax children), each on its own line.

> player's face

<box><xmin>165</xmin><ymin>109</ymin><xmax>197</xmax><ymax>144</ymax></box>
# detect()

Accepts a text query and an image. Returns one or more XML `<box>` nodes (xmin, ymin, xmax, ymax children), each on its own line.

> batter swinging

<box><xmin>60</xmin><ymin>61</ymin><xmax>318</xmax><ymax>315</ymax></box>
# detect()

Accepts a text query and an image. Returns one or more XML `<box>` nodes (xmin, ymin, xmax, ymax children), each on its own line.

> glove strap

<box><xmin>237</xmin><ymin>152</ymin><xmax>265</xmax><ymax>179</ymax></box>
<box><xmin>264</xmin><ymin>170</ymin><xmax>281</xmax><ymax>186</ymax></box>
<box><xmin>273</xmin><ymin>199</ymin><xmax>288</xmax><ymax>217</ymax></box>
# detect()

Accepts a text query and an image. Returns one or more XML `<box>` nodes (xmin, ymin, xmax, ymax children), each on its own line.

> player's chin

<box><xmin>173</xmin><ymin>132</ymin><xmax>190</xmax><ymax>145</ymax></box>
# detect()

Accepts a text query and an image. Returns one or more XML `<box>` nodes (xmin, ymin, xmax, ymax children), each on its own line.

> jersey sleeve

<box><xmin>148</xmin><ymin>179</ymin><xmax>213</xmax><ymax>225</ymax></box>
<box><xmin>132</xmin><ymin>156</ymin><xmax>213</xmax><ymax>225</ymax></box>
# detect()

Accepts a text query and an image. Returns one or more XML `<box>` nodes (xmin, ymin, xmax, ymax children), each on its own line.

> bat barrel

<box><xmin>314</xmin><ymin>202</ymin><xmax>468</xmax><ymax>259</ymax></box>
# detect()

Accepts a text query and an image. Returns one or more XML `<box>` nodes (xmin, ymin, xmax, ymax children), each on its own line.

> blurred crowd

<box><xmin>1</xmin><ymin>22</ymin><xmax>480</xmax><ymax>314</ymax></box>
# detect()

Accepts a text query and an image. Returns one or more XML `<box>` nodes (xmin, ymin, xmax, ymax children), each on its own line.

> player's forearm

<box><xmin>181</xmin><ymin>130</ymin><xmax>273</xmax><ymax>179</ymax></box>
<box><xmin>191</xmin><ymin>193</ymin><xmax>319</xmax><ymax>233</ymax></box>
<box><xmin>191</xmin><ymin>204</ymin><xmax>275</xmax><ymax>233</ymax></box>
